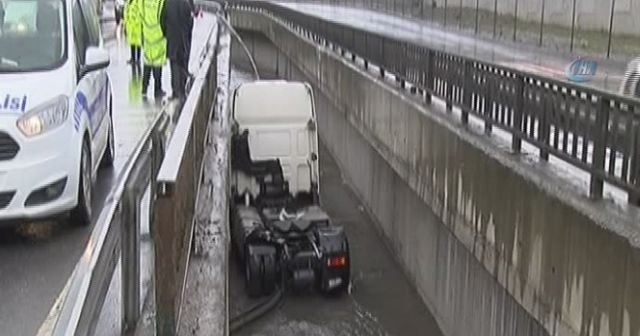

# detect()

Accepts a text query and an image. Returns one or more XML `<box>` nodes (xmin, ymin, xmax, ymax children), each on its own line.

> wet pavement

<box><xmin>0</xmin><ymin>4</ymin><xmax>217</xmax><ymax>335</ymax></box>
<box><xmin>280</xmin><ymin>2</ymin><xmax>629</xmax><ymax>93</ymax></box>
<box><xmin>228</xmin><ymin>66</ymin><xmax>443</xmax><ymax>336</ymax></box>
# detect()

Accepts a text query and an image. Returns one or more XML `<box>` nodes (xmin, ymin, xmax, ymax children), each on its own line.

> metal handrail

<box><xmin>44</xmin><ymin>5</ymin><xmax>223</xmax><ymax>335</ymax></box>
<box><xmin>231</xmin><ymin>1</ymin><xmax>640</xmax><ymax>205</ymax></box>
<box><xmin>50</xmin><ymin>111</ymin><xmax>169</xmax><ymax>336</ymax></box>
<box><xmin>153</xmin><ymin>3</ymin><xmax>222</xmax><ymax>334</ymax></box>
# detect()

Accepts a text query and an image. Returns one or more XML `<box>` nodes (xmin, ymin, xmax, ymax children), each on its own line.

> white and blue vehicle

<box><xmin>0</xmin><ymin>0</ymin><xmax>114</xmax><ymax>226</ymax></box>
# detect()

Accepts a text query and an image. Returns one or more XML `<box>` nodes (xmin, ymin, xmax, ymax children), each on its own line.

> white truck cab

<box><xmin>231</xmin><ymin>80</ymin><xmax>320</xmax><ymax>200</ymax></box>
<box><xmin>0</xmin><ymin>0</ymin><xmax>113</xmax><ymax>225</ymax></box>
<box><xmin>229</xmin><ymin>81</ymin><xmax>351</xmax><ymax>297</ymax></box>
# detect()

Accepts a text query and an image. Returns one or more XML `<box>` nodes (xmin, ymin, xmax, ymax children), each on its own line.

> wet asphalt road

<box><xmin>228</xmin><ymin>66</ymin><xmax>444</xmax><ymax>336</ymax></box>
<box><xmin>0</xmin><ymin>5</ymin><xmax>217</xmax><ymax>335</ymax></box>
<box><xmin>280</xmin><ymin>2</ymin><xmax>629</xmax><ymax>93</ymax></box>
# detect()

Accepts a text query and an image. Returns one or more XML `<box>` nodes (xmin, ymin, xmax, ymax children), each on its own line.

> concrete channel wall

<box><xmin>394</xmin><ymin>0</ymin><xmax>640</xmax><ymax>36</ymax></box>
<box><xmin>229</xmin><ymin>8</ymin><xmax>640</xmax><ymax>336</ymax></box>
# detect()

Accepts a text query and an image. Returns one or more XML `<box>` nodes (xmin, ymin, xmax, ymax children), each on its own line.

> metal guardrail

<box><xmin>50</xmin><ymin>112</ymin><xmax>168</xmax><ymax>336</ymax></box>
<box><xmin>231</xmin><ymin>1</ymin><xmax>640</xmax><ymax>205</ymax></box>
<box><xmin>153</xmin><ymin>2</ymin><xmax>222</xmax><ymax>334</ymax></box>
<box><xmin>47</xmin><ymin>5</ymin><xmax>222</xmax><ymax>335</ymax></box>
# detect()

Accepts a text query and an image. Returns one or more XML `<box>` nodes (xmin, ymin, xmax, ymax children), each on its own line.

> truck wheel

<box><xmin>261</xmin><ymin>250</ymin><xmax>277</xmax><ymax>295</ymax></box>
<box><xmin>245</xmin><ymin>248</ymin><xmax>262</xmax><ymax>297</ymax></box>
<box><xmin>245</xmin><ymin>244</ymin><xmax>277</xmax><ymax>297</ymax></box>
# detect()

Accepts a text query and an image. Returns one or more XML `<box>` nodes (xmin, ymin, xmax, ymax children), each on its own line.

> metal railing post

<box><xmin>462</xmin><ymin>60</ymin><xmax>472</xmax><ymax>124</ymax></box>
<box><xmin>121</xmin><ymin>189</ymin><xmax>141</xmax><ymax>334</ymax></box>
<box><xmin>446</xmin><ymin>57</ymin><xmax>453</xmax><ymax>112</ymax></box>
<box><xmin>539</xmin><ymin>0</ymin><xmax>545</xmax><ymax>46</ymax></box>
<box><xmin>474</xmin><ymin>0</ymin><xmax>479</xmax><ymax>34</ymax></box>
<box><xmin>149</xmin><ymin>132</ymin><xmax>164</xmax><ymax>234</ymax></box>
<box><xmin>484</xmin><ymin>76</ymin><xmax>493</xmax><ymax>135</ymax></box>
<box><xmin>444</xmin><ymin>0</ymin><xmax>448</xmax><ymax>27</ymax></box>
<box><xmin>539</xmin><ymin>93</ymin><xmax>551</xmax><ymax>161</ymax></box>
<box><xmin>606</xmin><ymin>0</ymin><xmax>616</xmax><ymax>58</ymax></box>
<box><xmin>512</xmin><ymin>74</ymin><xmax>524</xmax><ymax>153</ymax></box>
<box><xmin>513</xmin><ymin>0</ymin><xmax>518</xmax><ymax>41</ymax></box>
<box><xmin>492</xmin><ymin>0</ymin><xmax>497</xmax><ymax>38</ymax></box>
<box><xmin>590</xmin><ymin>97</ymin><xmax>611</xmax><ymax>199</ymax></box>
<box><xmin>569</xmin><ymin>0</ymin><xmax>577</xmax><ymax>52</ymax></box>
<box><xmin>425</xmin><ymin>49</ymin><xmax>434</xmax><ymax>104</ymax></box>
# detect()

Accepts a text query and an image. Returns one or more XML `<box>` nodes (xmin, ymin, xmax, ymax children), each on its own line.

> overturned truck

<box><xmin>230</xmin><ymin>80</ymin><xmax>351</xmax><ymax>297</ymax></box>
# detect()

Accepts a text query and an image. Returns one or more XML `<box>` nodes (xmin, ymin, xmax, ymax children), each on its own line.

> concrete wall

<box><xmin>230</xmin><ymin>9</ymin><xmax>640</xmax><ymax>336</ymax></box>
<box><xmin>436</xmin><ymin>0</ymin><xmax>637</xmax><ymax>34</ymax></box>
<box><xmin>375</xmin><ymin>0</ymin><xmax>640</xmax><ymax>35</ymax></box>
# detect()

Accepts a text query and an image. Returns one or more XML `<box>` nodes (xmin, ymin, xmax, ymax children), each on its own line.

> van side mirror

<box><xmin>82</xmin><ymin>46</ymin><xmax>110</xmax><ymax>76</ymax></box>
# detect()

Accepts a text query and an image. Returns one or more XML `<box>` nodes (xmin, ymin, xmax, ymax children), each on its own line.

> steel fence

<box><xmin>232</xmin><ymin>1</ymin><xmax>640</xmax><ymax>205</ymax></box>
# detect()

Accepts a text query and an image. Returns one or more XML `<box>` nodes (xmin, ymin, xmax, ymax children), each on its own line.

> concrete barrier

<box><xmin>230</xmin><ymin>9</ymin><xmax>640</xmax><ymax>336</ymax></box>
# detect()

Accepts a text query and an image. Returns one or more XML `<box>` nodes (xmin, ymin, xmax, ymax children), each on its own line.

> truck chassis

<box><xmin>230</xmin><ymin>130</ymin><xmax>351</xmax><ymax>297</ymax></box>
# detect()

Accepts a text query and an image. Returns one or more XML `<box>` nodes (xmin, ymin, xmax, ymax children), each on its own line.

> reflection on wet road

<box><xmin>229</xmin><ymin>67</ymin><xmax>443</xmax><ymax>336</ymax></box>
<box><xmin>280</xmin><ymin>2</ymin><xmax>628</xmax><ymax>93</ymax></box>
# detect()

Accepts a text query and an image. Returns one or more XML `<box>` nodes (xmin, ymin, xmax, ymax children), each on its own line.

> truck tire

<box><xmin>245</xmin><ymin>244</ymin><xmax>277</xmax><ymax>297</ymax></box>
<box><xmin>261</xmin><ymin>251</ymin><xmax>278</xmax><ymax>295</ymax></box>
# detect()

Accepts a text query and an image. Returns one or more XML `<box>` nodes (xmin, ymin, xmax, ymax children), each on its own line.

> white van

<box><xmin>0</xmin><ymin>0</ymin><xmax>113</xmax><ymax>225</ymax></box>
<box><xmin>231</xmin><ymin>80</ymin><xmax>320</xmax><ymax>201</ymax></box>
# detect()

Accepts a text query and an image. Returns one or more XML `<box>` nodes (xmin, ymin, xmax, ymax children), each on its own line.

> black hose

<box><xmin>229</xmin><ymin>285</ymin><xmax>284</xmax><ymax>333</ymax></box>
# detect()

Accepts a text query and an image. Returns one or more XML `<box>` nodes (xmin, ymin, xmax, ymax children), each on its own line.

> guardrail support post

<box><xmin>538</xmin><ymin>93</ymin><xmax>551</xmax><ymax>161</ymax></box>
<box><xmin>121</xmin><ymin>189</ymin><xmax>141</xmax><ymax>334</ymax></box>
<box><xmin>364</xmin><ymin>33</ymin><xmax>369</xmax><ymax>69</ymax></box>
<box><xmin>590</xmin><ymin>97</ymin><xmax>611</xmax><ymax>199</ymax></box>
<box><xmin>446</xmin><ymin>76</ymin><xmax>453</xmax><ymax>113</ymax></box>
<box><xmin>425</xmin><ymin>50</ymin><xmax>434</xmax><ymax>104</ymax></box>
<box><xmin>512</xmin><ymin>74</ymin><xmax>525</xmax><ymax>153</ymax></box>
<box><xmin>154</xmin><ymin>187</ymin><xmax>179</xmax><ymax>336</ymax></box>
<box><xmin>462</xmin><ymin>60</ymin><xmax>471</xmax><ymax>125</ymax></box>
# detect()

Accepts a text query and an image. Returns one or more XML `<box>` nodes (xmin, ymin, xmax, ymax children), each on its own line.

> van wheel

<box><xmin>71</xmin><ymin>141</ymin><xmax>92</xmax><ymax>226</ymax></box>
<box><xmin>100</xmin><ymin>101</ymin><xmax>115</xmax><ymax>168</ymax></box>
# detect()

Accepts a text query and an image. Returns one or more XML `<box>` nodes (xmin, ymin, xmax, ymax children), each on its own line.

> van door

<box><xmin>80</xmin><ymin>0</ymin><xmax>109</xmax><ymax>167</ymax></box>
<box><xmin>72</xmin><ymin>0</ymin><xmax>108</xmax><ymax>172</ymax></box>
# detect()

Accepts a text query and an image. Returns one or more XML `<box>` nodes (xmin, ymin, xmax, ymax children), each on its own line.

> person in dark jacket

<box><xmin>160</xmin><ymin>0</ymin><xmax>193</xmax><ymax>100</ymax></box>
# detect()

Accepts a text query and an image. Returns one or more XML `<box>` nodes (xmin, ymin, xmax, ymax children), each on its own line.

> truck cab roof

<box><xmin>233</xmin><ymin>80</ymin><xmax>315</xmax><ymax>125</ymax></box>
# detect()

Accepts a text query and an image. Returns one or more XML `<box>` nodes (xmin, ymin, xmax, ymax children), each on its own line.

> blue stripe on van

<box><xmin>73</xmin><ymin>80</ymin><xmax>108</xmax><ymax>134</ymax></box>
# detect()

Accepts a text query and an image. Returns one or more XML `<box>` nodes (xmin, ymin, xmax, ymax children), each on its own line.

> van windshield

<box><xmin>0</xmin><ymin>0</ymin><xmax>66</xmax><ymax>72</ymax></box>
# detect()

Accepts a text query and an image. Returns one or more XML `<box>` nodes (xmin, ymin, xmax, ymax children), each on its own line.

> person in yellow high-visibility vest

<box><xmin>141</xmin><ymin>0</ymin><xmax>166</xmax><ymax>99</ymax></box>
<box><xmin>124</xmin><ymin>0</ymin><xmax>142</xmax><ymax>65</ymax></box>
